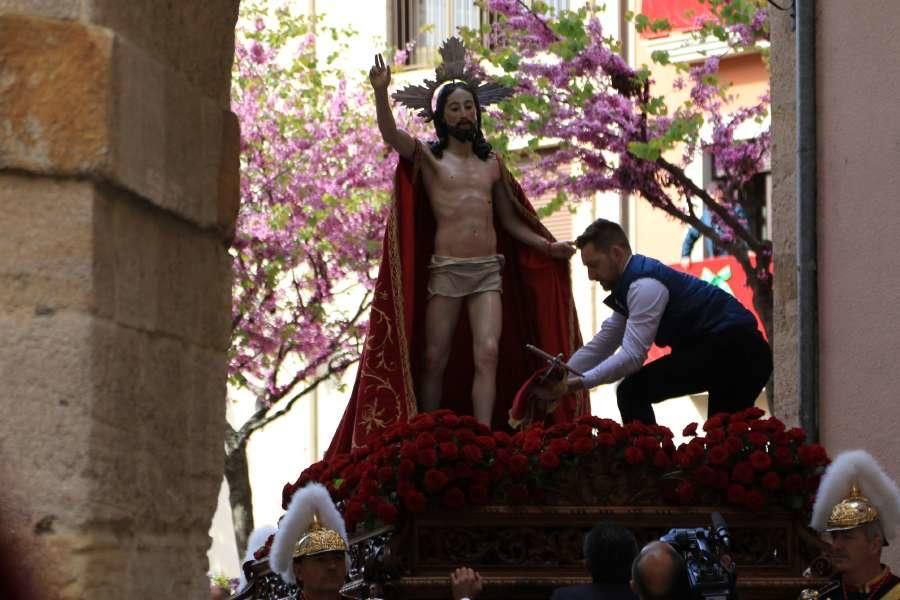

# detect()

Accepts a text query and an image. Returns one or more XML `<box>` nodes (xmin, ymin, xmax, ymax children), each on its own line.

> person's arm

<box><xmin>568</xmin><ymin>278</ymin><xmax>668</xmax><ymax>390</ymax></box>
<box><xmin>681</xmin><ymin>225</ymin><xmax>700</xmax><ymax>266</ymax></box>
<box><xmin>369</xmin><ymin>53</ymin><xmax>416</xmax><ymax>159</ymax></box>
<box><xmin>492</xmin><ymin>175</ymin><xmax>575</xmax><ymax>260</ymax></box>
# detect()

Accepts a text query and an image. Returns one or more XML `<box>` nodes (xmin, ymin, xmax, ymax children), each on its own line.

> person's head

<box><xmin>575</xmin><ymin>218</ymin><xmax>632</xmax><ymax>291</ymax></box>
<box><xmin>828</xmin><ymin>521</ymin><xmax>885</xmax><ymax>577</ymax></box>
<box><xmin>292</xmin><ymin>550</ymin><xmax>348</xmax><ymax>597</ymax></box>
<box><xmin>630</xmin><ymin>541</ymin><xmax>690</xmax><ymax>600</ymax></box>
<box><xmin>583</xmin><ymin>521</ymin><xmax>639</xmax><ymax>585</ymax></box>
<box><xmin>209</xmin><ymin>584</ymin><xmax>229</xmax><ymax>600</ymax></box>
<box><xmin>430</xmin><ymin>81</ymin><xmax>492</xmax><ymax>160</ymax></box>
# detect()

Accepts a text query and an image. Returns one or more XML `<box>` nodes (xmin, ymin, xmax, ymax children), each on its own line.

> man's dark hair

<box><xmin>631</xmin><ymin>542</ymin><xmax>691</xmax><ymax>600</ymax></box>
<box><xmin>584</xmin><ymin>521</ymin><xmax>639</xmax><ymax>584</ymax></box>
<box><xmin>429</xmin><ymin>81</ymin><xmax>493</xmax><ymax>161</ymax></box>
<box><xmin>575</xmin><ymin>218</ymin><xmax>632</xmax><ymax>253</ymax></box>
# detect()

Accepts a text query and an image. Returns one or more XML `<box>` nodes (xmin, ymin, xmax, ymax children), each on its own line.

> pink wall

<box><xmin>817</xmin><ymin>0</ymin><xmax>900</xmax><ymax>517</ymax></box>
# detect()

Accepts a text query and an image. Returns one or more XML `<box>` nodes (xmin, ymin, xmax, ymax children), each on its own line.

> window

<box><xmin>390</xmin><ymin>0</ymin><xmax>484</xmax><ymax>65</ymax></box>
<box><xmin>389</xmin><ymin>0</ymin><xmax>570</xmax><ymax>65</ymax></box>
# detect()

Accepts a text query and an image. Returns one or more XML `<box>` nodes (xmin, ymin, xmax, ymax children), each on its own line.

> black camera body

<box><xmin>659</xmin><ymin>512</ymin><xmax>737</xmax><ymax>600</ymax></box>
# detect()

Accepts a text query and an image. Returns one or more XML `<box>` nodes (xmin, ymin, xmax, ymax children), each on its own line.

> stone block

<box><xmin>0</xmin><ymin>15</ymin><xmax>112</xmax><ymax>174</ymax></box>
<box><xmin>0</xmin><ymin>0</ymin><xmax>82</xmax><ymax>20</ymax></box>
<box><xmin>85</xmin><ymin>0</ymin><xmax>240</xmax><ymax>105</ymax></box>
<box><xmin>0</xmin><ymin>15</ymin><xmax>241</xmax><ymax>234</ymax></box>
<box><xmin>0</xmin><ymin>175</ymin><xmax>96</xmax><ymax>316</ymax></box>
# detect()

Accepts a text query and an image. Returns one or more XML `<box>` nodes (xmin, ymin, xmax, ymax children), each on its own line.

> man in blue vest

<box><xmin>536</xmin><ymin>218</ymin><xmax>771</xmax><ymax>424</ymax></box>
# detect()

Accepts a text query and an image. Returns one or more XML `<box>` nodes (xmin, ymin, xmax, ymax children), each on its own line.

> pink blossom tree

<box><xmin>463</xmin><ymin>0</ymin><xmax>773</xmax><ymax>335</ymax></box>
<box><xmin>226</xmin><ymin>4</ymin><xmax>419</xmax><ymax>555</ymax></box>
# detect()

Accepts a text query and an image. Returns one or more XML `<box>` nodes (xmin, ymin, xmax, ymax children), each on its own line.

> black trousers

<box><xmin>616</xmin><ymin>326</ymin><xmax>773</xmax><ymax>425</ymax></box>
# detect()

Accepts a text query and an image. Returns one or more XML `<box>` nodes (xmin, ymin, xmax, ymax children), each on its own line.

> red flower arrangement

<box><xmin>282</xmin><ymin>407</ymin><xmax>829</xmax><ymax>533</ymax></box>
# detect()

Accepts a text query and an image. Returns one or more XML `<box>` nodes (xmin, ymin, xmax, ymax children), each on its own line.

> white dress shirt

<box><xmin>567</xmin><ymin>277</ymin><xmax>670</xmax><ymax>389</ymax></box>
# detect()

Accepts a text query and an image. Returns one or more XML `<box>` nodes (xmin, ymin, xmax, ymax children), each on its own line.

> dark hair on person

<box><xmin>631</xmin><ymin>543</ymin><xmax>691</xmax><ymax>600</ymax></box>
<box><xmin>583</xmin><ymin>521</ymin><xmax>639</xmax><ymax>584</ymax></box>
<box><xmin>429</xmin><ymin>81</ymin><xmax>493</xmax><ymax>161</ymax></box>
<box><xmin>575</xmin><ymin>218</ymin><xmax>632</xmax><ymax>253</ymax></box>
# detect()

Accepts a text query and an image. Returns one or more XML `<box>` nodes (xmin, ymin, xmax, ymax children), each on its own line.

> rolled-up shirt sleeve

<box><xmin>574</xmin><ymin>278</ymin><xmax>669</xmax><ymax>388</ymax></box>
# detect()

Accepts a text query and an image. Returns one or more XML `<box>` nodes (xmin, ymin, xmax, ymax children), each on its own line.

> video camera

<box><xmin>659</xmin><ymin>512</ymin><xmax>737</xmax><ymax>600</ymax></box>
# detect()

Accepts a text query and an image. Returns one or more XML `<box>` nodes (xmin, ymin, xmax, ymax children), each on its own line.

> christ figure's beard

<box><xmin>447</xmin><ymin>122</ymin><xmax>475</xmax><ymax>143</ymax></box>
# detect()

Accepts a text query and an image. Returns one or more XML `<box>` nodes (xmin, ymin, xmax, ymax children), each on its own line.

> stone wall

<box><xmin>768</xmin><ymin>4</ymin><xmax>799</xmax><ymax>424</ymax></box>
<box><xmin>0</xmin><ymin>2</ymin><xmax>239</xmax><ymax>598</ymax></box>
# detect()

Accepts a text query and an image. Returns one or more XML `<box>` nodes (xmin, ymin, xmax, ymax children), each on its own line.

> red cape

<box><xmin>327</xmin><ymin>146</ymin><xmax>588</xmax><ymax>457</ymax></box>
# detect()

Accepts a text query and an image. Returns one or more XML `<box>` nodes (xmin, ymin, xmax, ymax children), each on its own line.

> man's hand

<box><xmin>533</xmin><ymin>375</ymin><xmax>567</xmax><ymax>401</ymax></box>
<box><xmin>547</xmin><ymin>240</ymin><xmax>576</xmax><ymax>260</ymax></box>
<box><xmin>450</xmin><ymin>567</ymin><xmax>482</xmax><ymax>600</ymax></box>
<box><xmin>369</xmin><ymin>53</ymin><xmax>391</xmax><ymax>90</ymax></box>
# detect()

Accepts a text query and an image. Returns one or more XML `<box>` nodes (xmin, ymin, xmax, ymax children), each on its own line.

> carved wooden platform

<box><xmin>344</xmin><ymin>505</ymin><xmax>831</xmax><ymax>600</ymax></box>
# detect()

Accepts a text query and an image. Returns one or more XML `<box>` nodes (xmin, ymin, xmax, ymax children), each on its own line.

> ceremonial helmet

<box><xmin>269</xmin><ymin>482</ymin><xmax>349</xmax><ymax>584</ymax></box>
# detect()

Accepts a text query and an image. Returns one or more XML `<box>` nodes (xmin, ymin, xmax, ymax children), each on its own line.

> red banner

<box><xmin>640</xmin><ymin>0</ymin><xmax>714</xmax><ymax>38</ymax></box>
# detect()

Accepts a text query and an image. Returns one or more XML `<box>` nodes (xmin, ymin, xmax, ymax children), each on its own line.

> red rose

<box><xmin>638</xmin><ymin>435</ymin><xmax>660</xmax><ymax>451</ymax></box>
<box><xmin>748</xmin><ymin>431</ymin><xmax>768</xmax><ymax>448</ymax></box>
<box><xmin>676</xmin><ymin>481</ymin><xmax>695</xmax><ymax>503</ymax></box>
<box><xmin>400</xmin><ymin>441</ymin><xmax>417</xmax><ymax>459</ymax></box>
<box><xmin>706</xmin><ymin>429</ymin><xmax>725</xmax><ymax>443</ymax></box>
<box><xmin>653</xmin><ymin>450</ymin><xmax>672</xmax><ymax>470</ymax></box>
<box><xmin>440</xmin><ymin>413</ymin><xmax>461</xmax><ymax>427</ymax></box>
<box><xmin>798</xmin><ymin>444</ymin><xmax>828</xmax><ymax>466</ymax></box>
<box><xmin>624</xmin><ymin>447</ymin><xmax>645</xmax><ymax>465</ymax></box>
<box><xmin>714</xmin><ymin>469</ymin><xmax>731</xmax><ymax>490</ymax></box>
<box><xmin>493</xmin><ymin>431</ymin><xmax>512</xmax><ymax>445</ymax></box>
<box><xmin>416</xmin><ymin>448</ymin><xmax>438</xmax><ymax>467</ymax></box>
<box><xmin>764</xmin><ymin>417</ymin><xmax>786</xmax><ymax>433</ymax></box>
<box><xmin>772</xmin><ymin>432</ymin><xmax>789</xmax><ymax>446</ymax></box>
<box><xmin>509</xmin><ymin>454</ymin><xmax>530</xmax><ymax>476</ymax></box>
<box><xmin>549</xmin><ymin>438</ymin><xmax>572</xmax><ymax>455</ymax></box>
<box><xmin>398</xmin><ymin>459</ymin><xmax>415</xmax><ymax>479</ymax></box>
<box><xmin>732</xmin><ymin>461</ymin><xmax>755</xmax><ymax>485</ymax></box>
<box><xmin>522</xmin><ymin>437</ymin><xmax>542</xmax><ymax>454</ymax></box>
<box><xmin>443</xmin><ymin>487</ymin><xmax>466</xmax><ymax>508</ymax></box>
<box><xmin>410</xmin><ymin>414</ymin><xmax>436</xmax><ymax>430</ymax></box>
<box><xmin>727</xmin><ymin>483</ymin><xmax>746</xmax><ymax>505</ymax></box>
<box><xmin>403</xmin><ymin>490</ymin><xmax>427</xmax><ymax>513</ymax></box>
<box><xmin>537</xmin><ymin>450</ymin><xmax>560</xmax><ymax>470</ymax></box>
<box><xmin>376</xmin><ymin>502</ymin><xmax>399</xmax><ymax>524</ymax></box>
<box><xmin>784</xmin><ymin>473</ymin><xmax>804</xmax><ymax>492</ymax></box>
<box><xmin>476</xmin><ymin>435</ymin><xmax>497</xmax><ymax>450</ymax></box>
<box><xmin>434</xmin><ymin>427</ymin><xmax>454</xmax><ymax>442</ymax></box>
<box><xmin>787</xmin><ymin>427</ymin><xmax>807</xmax><ymax>443</ymax></box>
<box><xmin>462</xmin><ymin>444</ymin><xmax>484</xmax><ymax>462</ymax></box>
<box><xmin>508</xmin><ymin>483</ymin><xmax>529</xmax><ymax>504</ymax></box>
<box><xmin>489</xmin><ymin>463</ymin><xmax>506</xmax><ymax>482</ymax></box>
<box><xmin>596</xmin><ymin>433</ymin><xmax>616</xmax><ymax>447</ymax></box>
<box><xmin>456</xmin><ymin>428</ymin><xmax>477</xmax><ymax>444</ymax></box>
<box><xmin>495</xmin><ymin>448</ymin><xmax>512</xmax><ymax>464</ymax></box>
<box><xmin>744</xmin><ymin>489</ymin><xmax>766</xmax><ymax>511</ymax></box>
<box><xmin>568</xmin><ymin>424</ymin><xmax>593</xmax><ymax>441</ymax></box>
<box><xmin>727</xmin><ymin>421</ymin><xmax>749</xmax><ymax>435</ymax></box>
<box><xmin>761</xmin><ymin>471</ymin><xmax>781</xmax><ymax>491</ymax></box>
<box><xmin>416</xmin><ymin>432</ymin><xmax>437</xmax><ymax>449</ymax></box>
<box><xmin>725</xmin><ymin>436</ymin><xmax>744</xmax><ymax>454</ymax></box>
<box><xmin>682</xmin><ymin>422</ymin><xmax>699</xmax><ymax>437</ymax></box>
<box><xmin>703</xmin><ymin>415</ymin><xmax>725</xmax><ymax>431</ymax></box>
<box><xmin>573</xmin><ymin>437</ymin><xmax>594</xmax><ymax>455</ymax></box>
<box><xmin>452</xmin><ymin>463</ymin><xmax>475</xmax><ymax>479</ymax></box>
<box><xmin>707</xmin><ymin>445</ymin><xmax>729</xmax><ymax>466</ymax></box>
<box><xmin>469</xmin><ymin>483</ymin><xmax>490</xmax><ymax>505</ymax></box>
<box><xmin>438</xmin><ymin>442</ymin><xmax>459</xmax><ymax>460</ymax></box>
<box><xmin>377</xmin><ymin>467</ymin><xmax>394</xmax><ymax>484</ymax></box>
<box><xmin>743</xmin><ymin>407</ymin><xmax>765</xmax><ymax>420</ymax></box>
<box><xmin>424</xmin><ymin>468</ymin><xmax>449</xmax><ymax>493</ymax></box>
<box><xmin>693</xmin><ymin>465</ymin><xmax>716</xmax><ymax>486</ymax></box>
<box><xmin>774</xmin><ymin>446</ymin><xmax>794</xmax><ymax>467</ymax></box>
<box><xmin>749</xmin><ymin>450</ymin><xmax>773</xmax><ymax>471</ymax></box>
